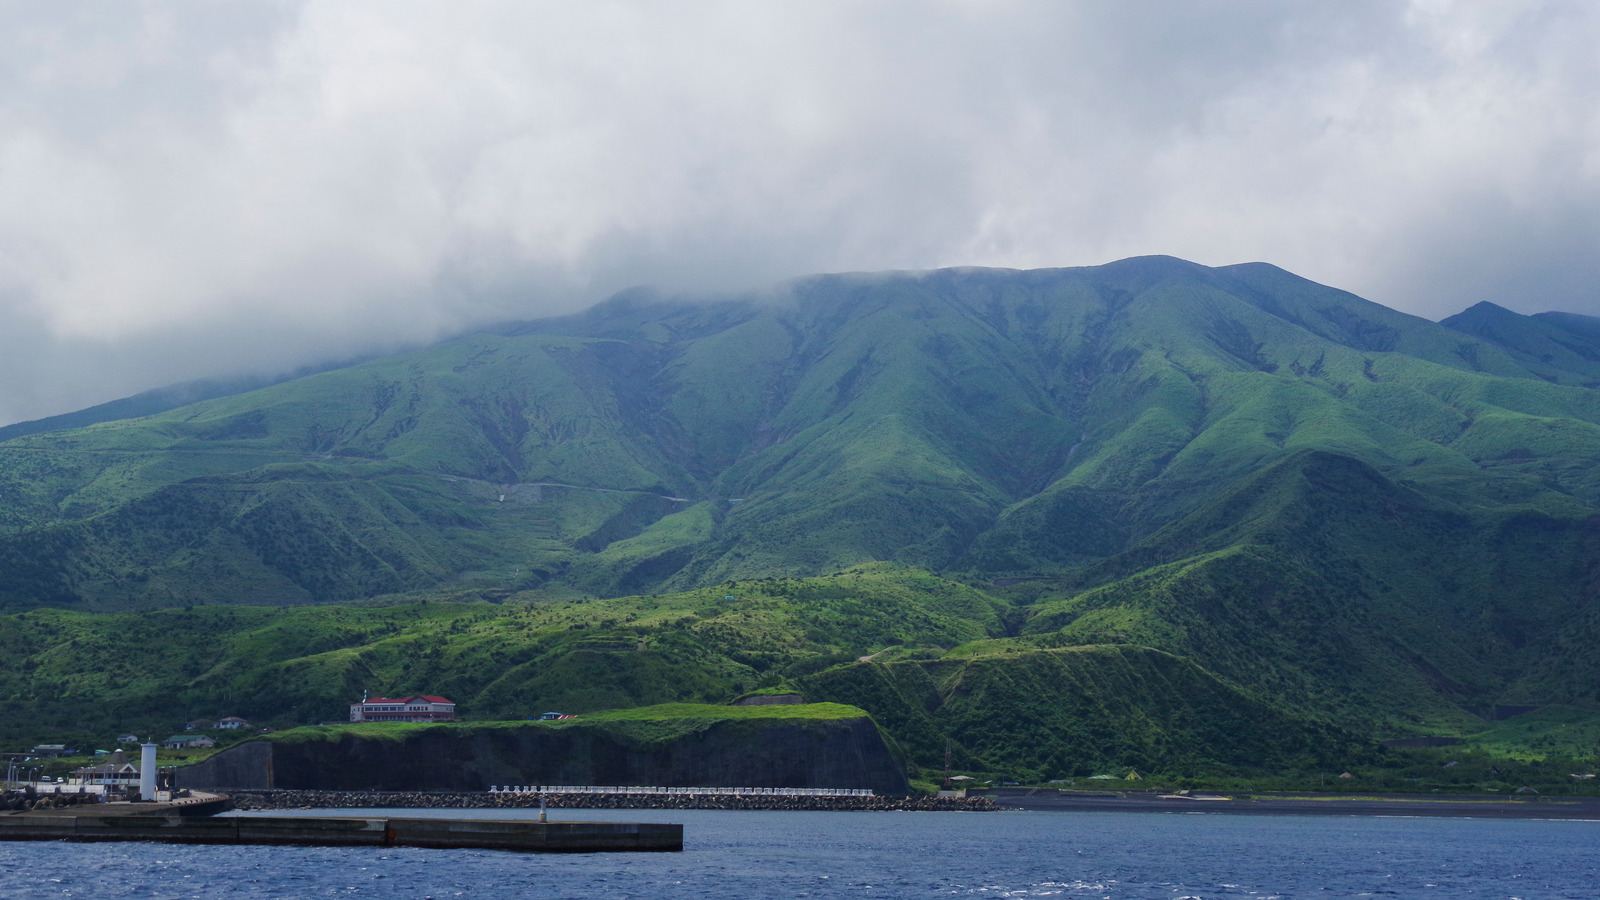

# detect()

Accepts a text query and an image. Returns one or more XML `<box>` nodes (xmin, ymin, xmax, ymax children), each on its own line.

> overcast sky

<box><xmin>2</xmin><ymin>1</ymin><xmax>1598</xmax><ymax>425</ymax></box>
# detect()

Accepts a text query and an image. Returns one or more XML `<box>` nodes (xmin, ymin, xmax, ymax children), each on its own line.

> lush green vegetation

<box><xmin>3</xmin><ymin>565</ymin><xmax>1596</xmax><ymax>782</ymax></box>
<box><xmin>6</xmin><ymin>257</ymin><xmax>1600</xmax><ymax>779</ymax></box>
<box><xmin>256</xmin><ymin>702</ymin><xmax>874</xmax><ymax>751</ymax></box>
<box><xmin>956</xmin><ymin>745</ymin><xmax>1600</xmax><ymax>798</ymax></box>
<box><xmin>0</xmin><ymin>566</ymin><xmax>1000</xmax><ymax>747</ymax></box>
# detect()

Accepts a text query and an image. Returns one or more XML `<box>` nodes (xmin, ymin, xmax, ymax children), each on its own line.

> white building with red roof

<box><xmin>349</xmin><ymin>694</ymin><xmax>457</xmax><ymax>723</ymax></box>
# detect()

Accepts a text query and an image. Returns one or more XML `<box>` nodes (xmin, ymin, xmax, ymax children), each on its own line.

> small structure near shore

<box><xmin>69</xmin><ymin>750</ymin><xmax>139</xmax><ymax>787</ymax></box>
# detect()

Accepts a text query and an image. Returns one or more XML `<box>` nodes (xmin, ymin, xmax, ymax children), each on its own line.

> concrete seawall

<box><xmin>227</xmin><ymin>789</ymin><xmax>998</xmax><ymax>812</ymax></box>
<box><xmin>0</xmin><ymin>813</ymin><xmax>681</xmax><ymax>852</ymax></box>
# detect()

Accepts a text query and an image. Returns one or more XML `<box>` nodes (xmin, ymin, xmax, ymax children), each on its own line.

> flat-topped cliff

<box><xmin>175</xmin><ymin>703</ymin><xmax>910</xmax><ymax>795</ymax></box>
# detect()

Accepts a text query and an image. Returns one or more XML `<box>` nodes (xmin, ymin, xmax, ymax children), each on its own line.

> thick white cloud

<box><xmin>2</xmin><ymin>0</ymin><xmax>1598</xmax><ymax>424</ymax></box>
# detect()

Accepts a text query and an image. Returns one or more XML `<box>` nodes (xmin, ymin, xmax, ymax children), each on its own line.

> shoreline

<box><xmin>973</xmin><ymin>789</ymin><xmax>1600</xmax><ymax>820</ymax></box>
<box><xmin>200</xmin><ymin>788</ymin><xmax>1600</xmax><ymax>820</ymax></box>
<box><xmin>226</xmin><ymin>789</ymin><xmax>997</xmax><ymax>812</ymax></box>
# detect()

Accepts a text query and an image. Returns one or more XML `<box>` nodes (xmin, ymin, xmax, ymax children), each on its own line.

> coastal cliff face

<box><xmin>176</xmin><ymin>716</ymin><xmax>909</xmax><ymax>795</ymax></box>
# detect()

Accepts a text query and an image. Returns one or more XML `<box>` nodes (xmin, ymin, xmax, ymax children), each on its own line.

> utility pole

<box><xmin>944</xmin><ymin>739</ymin><xmax>953</xmax><ymax>792</ymax></box>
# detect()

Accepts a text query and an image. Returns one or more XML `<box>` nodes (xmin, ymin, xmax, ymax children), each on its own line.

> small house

<box><xmin>217</xmin><ymin>717</ymin><xmax>251</xmax><ymax>730</ymax></box>
<box><xmin>161</xmin><ymin>735</ymin><xmax>216</xmax><ymax>750</ymax></box>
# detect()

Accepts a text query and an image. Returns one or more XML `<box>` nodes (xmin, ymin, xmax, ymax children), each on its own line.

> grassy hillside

<box><xmin>0</xmin><ymin>566</ymin><xmax>1351</xmax><ymax>776</ymax></box>
<box><xmin>265</xmin><ymin>702</ymin><xmax>876</xmax><ymax>750</ymax></box>
<box><xmin>0</xmin><ymin>566</ymin><xmax>999</xmax><ymax>744</ymax></box>
<box><xmin>2</xmin><ymin>566</ymin><xmax>1595</xmax><ymax>779</ymax></box>
<box><xmin>1015</xmin><ymin>451</ymin><xmax>1600</xmax><ymax>733</ymax></box>
<box><xmin>802</xmin><ymin>644</ymin><xmax>1369</xmax><ymax>779</ymax></box>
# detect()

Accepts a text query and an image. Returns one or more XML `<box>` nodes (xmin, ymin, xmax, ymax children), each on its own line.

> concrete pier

<box><xmin>0</xmin><ymin>813</ymin><xmax>682</xmax><ymax>852</ymax></box>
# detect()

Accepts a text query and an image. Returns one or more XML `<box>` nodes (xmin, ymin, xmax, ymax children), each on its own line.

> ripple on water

<box><xmin>2</xmin><ymin>810</ymin><xmax>1598</xmax><ymax>899</ymax></box>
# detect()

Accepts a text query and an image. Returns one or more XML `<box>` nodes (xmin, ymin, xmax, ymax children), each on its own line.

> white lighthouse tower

<box><xmin>139</xmin><ymin>741</ymin><xmax>157</xmax><ymax>801</ymax></box>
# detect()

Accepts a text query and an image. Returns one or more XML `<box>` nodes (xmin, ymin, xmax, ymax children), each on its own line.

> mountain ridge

<box><xmin>7</xmin><ymin>257</ymin><xmax>1600</xmax><ymax>604</ymax></box>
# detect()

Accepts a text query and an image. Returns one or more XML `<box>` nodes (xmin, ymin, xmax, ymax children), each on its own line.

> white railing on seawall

<box><xmin>487</xmin><ymin>785</ymin><xmax>874</xmax><ymax>798</ymax></box>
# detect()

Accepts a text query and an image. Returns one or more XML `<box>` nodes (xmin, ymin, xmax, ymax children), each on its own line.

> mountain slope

<box><xmin>8</xmin><ymin>257</ymin><xmax>1600</xmax><ymax>610</ymax></box>
<box><xmin>1020</xmin><ymin>450</ymin><xmax>1600</xmax><ymax>733</ymax></box>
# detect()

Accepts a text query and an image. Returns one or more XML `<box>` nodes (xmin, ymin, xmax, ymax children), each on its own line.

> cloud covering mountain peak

<box><xmin>3</xmin><ymin>1</ymin><xmax>1598</xmax><ymax>425</ymax></box>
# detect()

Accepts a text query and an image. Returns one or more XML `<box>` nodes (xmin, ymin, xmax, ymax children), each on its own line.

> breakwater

<box><xmin>227</xmin><ymin>789</ymin><xmax>997</xmax><ymax>812</ymax></box>
<box><xmin>0</xmin><ymin>813</ymin><xmax>680</xmax><ymax>852</ymax></box>
<box><xmin>2</xmin><ymin>791</ymin><xmax>101</xmax><ymax>813</ymax></box>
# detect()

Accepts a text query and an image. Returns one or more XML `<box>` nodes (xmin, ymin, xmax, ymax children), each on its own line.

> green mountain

<box><xmin>11</xmin><ymin>256</ymin><xmax>1600</xmax><ymax>604</ymax></box>
<box><xmin>4</xmin><ymin>256</ymin><xmax>1600</xmax><ymax>774</ymax></box>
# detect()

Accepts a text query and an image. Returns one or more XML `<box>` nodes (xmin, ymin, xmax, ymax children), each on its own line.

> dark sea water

<box><xmin>2</xmin><ymin>807</ymin><xmax>1596</xmax><ymax>899</ymax></box>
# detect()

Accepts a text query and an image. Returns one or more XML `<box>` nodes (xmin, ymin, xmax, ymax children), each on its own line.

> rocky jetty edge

<box><xmin>2</xmin><ymin>792</ymin><xmax>102</xmax><ymax>813</ymax></box>
<box><xmin>228</xmin><ymin>789</ymin><xmax>997</xmax><ymax>812</ymax></box>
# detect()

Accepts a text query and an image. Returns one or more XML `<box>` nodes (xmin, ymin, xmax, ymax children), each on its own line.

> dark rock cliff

<box><xmin>176</xmin><ymin>716</ymin><xmax>909</xmax><ymax>795</ymax></box>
